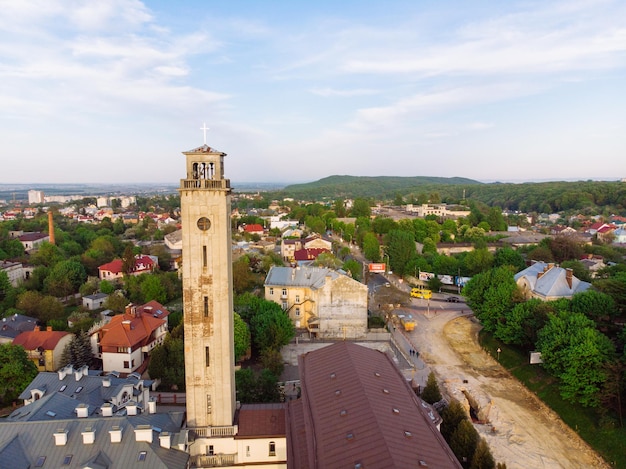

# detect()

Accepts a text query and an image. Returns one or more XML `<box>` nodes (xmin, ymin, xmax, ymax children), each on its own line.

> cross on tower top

<box><xmin>200</xmin><ymin>123</ymin><xmax>210</xmax><ymax>145</ymax></box>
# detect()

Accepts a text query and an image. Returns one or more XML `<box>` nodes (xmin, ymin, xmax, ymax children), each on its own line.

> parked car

<box><xmin>446</xmin><ymin>296</ymin><xmax>461</xmax><ymax>302</ymax></box>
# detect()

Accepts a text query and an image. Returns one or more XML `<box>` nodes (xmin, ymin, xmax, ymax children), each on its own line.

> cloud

<box><xmin>309</xmin><ymin>87</ymin><xmax>380</xmax><ymax>97</ymax></box>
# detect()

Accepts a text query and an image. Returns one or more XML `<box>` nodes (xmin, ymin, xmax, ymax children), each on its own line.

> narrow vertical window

<box><xmin>205</xmin><ymin>346</ymin><xmax>210</xmax><ymax>367</ymax></box>
<box><xmin>269</xmin><ymin>441</ymin><xmax>276</xmax><ymax>456</ymax></box>
<box><xmin>204</xmin><ymin>296</ymin><xmax>209</xmax><ymax>317</ymax></box>
<box><xmin>203</xmin><ymin>246</ymin><xmax>207</xmax><ymax>267</ymax></box>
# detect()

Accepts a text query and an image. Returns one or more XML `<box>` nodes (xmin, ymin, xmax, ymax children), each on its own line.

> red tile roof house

<box><xmin>13</xmin><ymin>326</ymin><xmax>73</xmax><ymax>371</ymax></box>
<box><xmin>91</xmin><ymin>301</ymin><xmax>170</xmax><ymax>376</ymax></box>
<box><xmin>98</xmin><ymin>254</ymin><xmax>158</xmax><ymax>281</ymax></box>
<box><xmin>293</xmin><ymin>248</ymin><xmax>330</xmax><ymax>266</ymax></box>
<box><xmin>243</xmin><ymin>223</ymin><xmax>265</xmax><ymax>236</ymax></box>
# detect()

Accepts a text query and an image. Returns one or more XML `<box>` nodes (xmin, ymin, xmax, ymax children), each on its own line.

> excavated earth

<box><xmin>413</xmin><ymin>312</ymin><xmax>610</xmax><ymax>469</ymax></box>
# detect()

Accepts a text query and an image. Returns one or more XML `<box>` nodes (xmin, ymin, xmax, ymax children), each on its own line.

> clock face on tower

<box><xmin>197</xmin><ymin>217</ymin><xmax>211</xmax><ymax>231</ymax></box>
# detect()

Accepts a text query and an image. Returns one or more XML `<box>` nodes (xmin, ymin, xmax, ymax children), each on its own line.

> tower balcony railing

<box><xmin>180</xmin><ymin>179</ymin><xmax>231</xmax><ymax>190</ymax></box>
<box><xmin>189</xmin><ymin>425</ymin><xmax>238</xmax><ymax>438</ymax></box>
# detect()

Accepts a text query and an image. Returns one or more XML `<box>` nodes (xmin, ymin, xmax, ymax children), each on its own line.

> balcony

<box><xmin>180</xmin><ymin>179</ymin><xmax>230</xmax><ymax>190</ymax></box>
<box><xmin>190</xmin><ymin>453</ymin><xmax>237</xmax><ymax>468</ymax></box>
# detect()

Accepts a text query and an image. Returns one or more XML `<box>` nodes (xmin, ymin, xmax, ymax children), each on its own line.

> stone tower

<box><xmin>179</xmin><ymin>142</ymin><xmax>235</xmax><ymax>430</ymax></box>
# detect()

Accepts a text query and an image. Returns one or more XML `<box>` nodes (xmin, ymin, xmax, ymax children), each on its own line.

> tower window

<box><xmin>269</xmin><ymin>441</ymin><xmax>276</xmax><ymax>456</ymax></box>
<box><xmin>204</xmin><ymin>296</ymin><xmax>209</xmax><ymax>317</ymax></box>
<box><xmin>205</xmin><ymin>347</ymin><xmax>210</xmax><ymax>367</ymax></box>
<box><xmin>208</xmin><ymin>445</ymin><xmax>214</xmax><ymax>456</ymax></box>
<box><xmin>203</xmin><ymin>246</ymin><xmax>207</xmax><ymax>267</ymax></box>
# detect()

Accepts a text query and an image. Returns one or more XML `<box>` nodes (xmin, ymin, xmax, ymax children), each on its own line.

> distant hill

<box><xmin>281</xmin><ymin>175</ymin><xmax>482</xmax><ymax>199</ymax></box>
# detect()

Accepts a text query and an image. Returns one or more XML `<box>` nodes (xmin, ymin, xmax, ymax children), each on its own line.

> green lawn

<box><xmin>479</xmin><ymin>331</ymin><xmax>626</xmax><ymax>468</ymax></box>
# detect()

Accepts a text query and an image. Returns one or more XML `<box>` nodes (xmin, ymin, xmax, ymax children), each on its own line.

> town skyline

<box><xmin>1</xmin><ymin>0</ymin><xmax>625</xmax><ymax>185</ymax></box>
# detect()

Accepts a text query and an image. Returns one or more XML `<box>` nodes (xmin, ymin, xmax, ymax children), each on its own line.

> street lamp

<box><xmin>497</xmin><ymin>348</ymin><xmax>501</xmax><ymax>361</ymax></box>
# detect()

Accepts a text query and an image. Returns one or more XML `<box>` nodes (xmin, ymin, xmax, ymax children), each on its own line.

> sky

<box><xmin>1</xmin><ymin>0</ymin><xmax>625</xmax><ymax>185</ymax></box>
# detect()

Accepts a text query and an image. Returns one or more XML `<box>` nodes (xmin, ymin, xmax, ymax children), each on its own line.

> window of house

<box><xmin>117</xmin><ymin>346</ymin><xmax>127</xmax><ymax>353</ymax></box>
<box><xmin>282</xmin><ymin>288</ymin><xmax>287</xmax><ymax>296</ymax></box>
<box><xmin>124</xmin><ymin>361</ymin><xmax>129</xmax><ymax>368</ymax></box>
<box><xmin>269</xmin><ymin>288</ymin><xmax>274</xmax><ymax>295</ymax></box>
<box><xmin>295</xmin><ymin>294</ymin><xmax>300</xmax><ymax>303</ymax></box>
<box><xmin>35</xmin><ymin>456</ymin><xmax>46</xmax><ymax>467</ymax></box>
<box><xmin>282</xmin><ymin>302</ymin><xmax>287</xmax><ymax>310</ymax></box>
<box><xmin>246</xmin><ymin>446</ymin><xmax>250</xmax><ymax>457</ymax></box>
<box><xmin>62</xmin><ymin>455</ymin><xmax>73</xmax><ymax>465</ymax></box>
<box><xmin>138</xmin><ymin>451</ymin><xmax>147</xmax><ymax>462</ymax></box>
<box><xmin>295</xmin><ymin>307</ymin><xmax>300</xmax><ymax>316</ymax></box>
<box><xmin>131</xmin><ymin>359</ymin><xmax>135</xmax><ymax>367</ymax></box>
<box><xmin>269</xmin><ymin>441</ymin><xmax>276</xmax><ymax>456</ymax></box>
<box><xmin>208</xmin><ymin>445</ymin><xmax>214</xmax><ymax>456</ymax></box>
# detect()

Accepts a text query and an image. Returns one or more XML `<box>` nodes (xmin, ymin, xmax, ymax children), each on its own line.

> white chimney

<box><xmin>126</xmin><ymin>401</ymin><xmax>138</xmax><ymax>416</ymax></box>
<box><xmin>148</xmin><ymin>398</ymin><xmax>156</xmax><ymax>414</ymax></box>
<box><xmin>102</xmin><ymin>377</ymin><xmax>111</xmax><ymax>388</ymax></box>
<box><xmin>134</xmin><ymin>425</ymin><xmax>153</xmax><ymax>443</ymax></box>
<box><xmin>109</xmin><ymin>425</ymin><xmax>122</xmax><ymax>443</ymax></box>
<box><xmin>58</xmin><ymin>365</ymin><xmax>73</xmax><ymax>381</ymax></box>
<box><xmin>53</xmin><ymin>429</ymin><xmax>68</xmax><ymax>446</ymax></box>
<box><xmin>82</xmin><ymin>427</ymin><xmax>96</xmax><ymax>445</ymax></box>
<box><xmin>159</xmin><ymin>432</ymin><xmax>171</xmax><ymax>449</ymax></box>
<box><xmin>101</xmin><ymin>403</ymin><xmax>113</xmax><ymax>417</ymax></box>
<box><xmin>76</xmin><ymin>403</ymin><xmax>89</xmax><ymax>418</ymax></box>
<box><xmin>74</xmin><ymin>365</ymin><xmax>88</xmax><ymax>381</ymax></box>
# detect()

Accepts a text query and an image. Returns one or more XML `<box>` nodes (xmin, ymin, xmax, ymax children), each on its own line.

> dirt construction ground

<box><xmin>410</xmin><ymin>310</ymin><xmax>610</xmax><ymax>469</ymax></box>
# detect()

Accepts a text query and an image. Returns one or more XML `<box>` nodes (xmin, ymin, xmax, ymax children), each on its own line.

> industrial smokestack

<box><xmin>48</xmin><ymin>211</ymin><xmax>55</xmax><ymax>245</ymax></box>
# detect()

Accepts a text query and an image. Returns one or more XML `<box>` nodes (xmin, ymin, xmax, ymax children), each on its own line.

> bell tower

<box><xmin>179</xmin><ymin>137</ymin><xmax>235</xmax><ymax>430</ymax></box>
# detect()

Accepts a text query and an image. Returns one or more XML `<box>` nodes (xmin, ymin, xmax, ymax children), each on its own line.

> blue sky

<box><xmin>1</xmin><ymin>0</ymin><xmax>625</xmax><ymax>184</ymax></box>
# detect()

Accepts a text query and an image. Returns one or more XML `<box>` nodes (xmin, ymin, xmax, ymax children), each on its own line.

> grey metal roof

<box><xmin>515</xmin><ymin>261</ymin><xmax>591</xmax><ymax>298</ymax></box>
<box><xmin>0</xmin><ymin>417</ymin><xmax>189</xmax><ymax>469</ymax></box>
<box><xmin>0</xmin><ymin>313</ymin><xmax>38</xmax><ymax>340</ymax></box>
<box><xmin>265</xmin><ymin>266</ymin><xmax>341</xmax><ymax>290</ymax></box>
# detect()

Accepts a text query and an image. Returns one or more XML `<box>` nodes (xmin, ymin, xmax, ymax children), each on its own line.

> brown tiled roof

<box><xmin>18</xmin><ymin>232</ymin><xmax>48</xmax><ymax>242</ymax></box>
<box><xmin>289</xmin><ymin>342</ymin><xmax>461</xmax><ymax>469</ymax></box>
<box><xmin>13</xmin><ymin>329</ymin><xmax>70</xmax><ymax>350</ymax></box>
<box><xmin>98</xmin><ymin>310</ymin><xmax>165</xmax><ymax>348</ymax></box>
<box><xmin>293</xmin><ymin>248</ymin><xmax>329</xmax><ymax>261</ymax></box>
<box><xmin>236</xmin><ymin>403</ymin><xmax>286</xmax><ymax>438</ymax></box>
<box><xmin>98</xmin><ymin>255</ymin><xmax>156</xmax><ymax>275</ymax></box>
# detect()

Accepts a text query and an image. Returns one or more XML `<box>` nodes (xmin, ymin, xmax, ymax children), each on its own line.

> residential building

<box><xmin>242</xmin><ymin>223</ymin><xmax>264</xmax><ymax>236</ymax></box>
<box><xmin>12</xmin><ymin>231</ymin><xmax>49</xmax><ymax>252</ymax></box>
<box><xmin>98</xmin><ymin>254</ymin><xmax>157</xmax><ymax>281</ymax></box>
<box><xmin>82</xmin><ymin>292</ymin><xmax>109</xmax><ymax>310</ymax></box>
<box><xmin>514</xmin><ymin>261</ymin><xmax>592</xmax><ymax>301</ymax></box>
<box><xmin>293</xmin><ymin>247</ymin><xmax>330</xmax><ymax>266</ymax></box>
<box><xmin>91</xmin><ymin>302</ymin><xmax>170</xmax><ymax>375</ymax></box>
<box><xmin>264</xmin><ymin>266</ymin><xmax>368</xmax><ymax>339</ymax></box>
<box><xmin>28</xmin><ymin>190</ymin><xmax>44</xmax><ymax>204</ymax></box>
<box><xmin>405</xmin><ymin>203</ymin><xmax>470</xmax><ymax>219</ymax></box>
<box><xmin>13</xmin><ymin>326</ymin><xmax>73</xmax><ymax>371</ymax></box>
<box><xmin>286</xmin><ymin>342</ymin><xmax>462</xmax><ymax>469</ymax></box>
<box><xmin>0</xmin><ymin>260</ymin><xmax>27</xmax><ymax>287</ymax></box>
<box><xmin>0</xmin><ymin>313</ymin><xmax>38</xmax><ymax>344</ymax></box>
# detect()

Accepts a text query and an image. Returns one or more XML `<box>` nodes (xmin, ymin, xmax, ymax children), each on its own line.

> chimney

<box><xmin>122</xmin><ymin>320</ymin><xmax>132</xmax><ymax>330</ymax></box>
<box><xmin>134</xmin><ymin>425</ymin><xmax>153</xmax><ymax>443</ymax></box>
<box><xmin>53</xmin><ymin>429</ymin><xmax>68</xmax><ymax>446</ymax></box>
<box><xmin>76</xmin><ymin>403</ymin><xmax>89</xmax><ymax>418</ymax></box>
<box><xmin>126</xmin><ymin>401</ymin><xmax>138</xmax><ymax>416</ymax></box>
<box><xmin>102</xmin><ymin>377</ymin><xmax>111</xmax><ymax>388</ymax></box>
<box><xmin>101</xmin><ymin>403</ymin><xmax>113</xmax><ymax>417</ymax></box>
<box><xmin>537</xmin><ymin>272</ymin><xmax>543</xmax><ymax>279</ymax></box>
<box><xmin>159</xmin><ymin>432</ymin><xmax>171</xmax><ymax>449</ymax></box>
<box><xmin>109</xmin><ymin>425</ymin><xmax>122</xmax><ymax>443</ymax></box>
<box><xmin>148</xmin><ymin>398</ymin><xmax>157</xmax><ymax>414</ymax></box>
<box><xmin>565</xmin><ymin>268</ymin><xmax>573</xmax><ymax>289</ymax></box>
<box><xmin>48</xmin><ymin>211</ymin><xmax>55</xmax><ymax>245</ymax></box>
<box><xmin>46</xmin><ymin>326</ymin><xmax>52</xmax><ymax>332</ymax></box>
<box><xmin>82</xmin><ymin>426</ymin><xmax>96</xmax><ymax>445</ymax></box>
<box><xmin>34</xmin><ymin>326</ymin><xmax>40</xmax><ymax>332</ymax></box>
<box><xmin>75</xmin><ymin>365</ymin><xmax>88</xmax><ymax>381</ymax></box>
<box><xmin>58</xmin><ymin>365</ymin><xmax>73</xmax><ymax>381</ymax></box>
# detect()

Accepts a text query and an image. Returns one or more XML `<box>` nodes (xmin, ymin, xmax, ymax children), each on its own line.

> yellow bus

<box><xmin>410</xmin><ymin>287</ymin><xmax>432</xmax><ymax>299</ymax></box>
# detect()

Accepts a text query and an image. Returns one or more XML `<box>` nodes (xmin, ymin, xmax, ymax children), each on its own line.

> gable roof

<box><xmin>293</xmin><ymin>248</ymin><xmax>330</xmax><ymax>261</ymax></box>
<box><xmin>0</xmin><ymin>314</ymin><xmax>38</xmax><ymax>340</ymax></box>
<box><xmin>265</xmin><ymin>266</ymin><xmax>340</xmax><ymax>290</ymax></box>
<box><xmin>98</xmin><ymin>310</ymin><xmax>165</xmax><ymax>349</ymax></box>
<box><xmin>514</xmin><ymin>261</ymin><xmax>591</xmax><ymax>299</ymax></box>
<box><xmin>17</xmin><ymin>232</ymin><xmax>48</xmax><ymax>242</ymax></box>
<box><xmin>287</xmin><ymin>342</ymin><xmax>461</xmax><ymax>469</ymax></box>
<box><xmin>13</xmin><ymin>328</ymin><xmax>70</xmax><ymax>350</ymax></box>
<box><xmin>99</xmin><ymin>255</ymin><xmax>156</xmax><ymax>275</ymax></box>
<box><xmin>244</xmin><ymin>224</ymin><xmax>264</xmax><ymax>233</ymax></box>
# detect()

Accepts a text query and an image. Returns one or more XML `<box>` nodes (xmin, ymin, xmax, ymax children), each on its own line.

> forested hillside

<box><xmin>278</xmin><ymin>176</ymin><xmax>626</xmax><ymax>215</ymax></box>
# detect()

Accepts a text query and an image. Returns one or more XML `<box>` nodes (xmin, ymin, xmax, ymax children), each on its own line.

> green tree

<box><xmin>342</xmin><ymin>259</ymin><xmax>362</xmax><ymax>281</ymax></box>
<box><xmin>233</xmin><ymin>256</ymin><xmax>256</xmax><ymax>295</ymax></box>
<box><xmin>312</xmin><ymin>252</ymin><xmax>342</xmax><ymax>270</ymax></box>
<box><xmin>464</xmin><ymin>248</ymin><xmax>494</xmax><ymax>275</ymax></box>
<box><xmin>234</xmin><ymin>312</ymin><xmax>251</xmax><ymax>362</ymax></box>
<box><xmin>493</xmin><ymin>247</ymin><xmax>526</xmax><ymax>271</ymax></box>
<box><xmin>363</xmin><ymin>232</ymin><xmax>381</xmax><ymax>262</ymax></box>
<box><xmin>104</xmin><ymin>291</ymin><xmax>130</xmax><ymax>313</ymax></box>
<box><xmin>385</xmin><ymin>229</ymin><xmax>416</xmax><ymax>276</ymax></box>
<box><xmin>351</xmin><ymin>198</ymin><xmax>371</xmax><ymax>218</ymax></box>
<box><xmin>148</xmin><ymin>334</ymin><xmax>185</xmax><ymax>391</ymax></box>
<box><xmin>421</xmin><ymin>371</ymin><xmax>442</xmax><ymax>404</ymax></box>
<box><xmin>60</xmin><ymin>330</ymin><xmax>92</xmax><ymax>368</ymax></box>
<box><xmin>450</xmin><ymin>419</ymin><xmax>479</xmax><ymax>467</ymax></box>
<box><xmin>441</xmin><ymin>399</ymin><xmax>468</xmax><ymax>441</ymax></box>
<box><xmin>494</xmin><ymin>299</ymin><xmax>549</xmax><ymax>348</ymax></box>
<box><xmin>28</xmin><ymin>242</ymin><xmax>64</xmax><ymax>267</ymax></box>
<box><xmin>470</xmin><ymin>438</ymin><xmax>496</xmax><ymax>469</ymax></box>
<box><xmin>99</xmin><ymin>279</ymin><xmax>115</xmax><ymax>294</ymax></box>
<box><xmin>250</xmin><ymin>301</ymin><xmax>295</xmax><ymax>353</ymax></box>
<box><xmin>0</xmin><ymin>343</ymin><xmax>38</xmax><ymax>406</ymax></box>
<box><xmin>141</xmin><ymin>274</ymin><xmax>167</xmax><ymax>304</ymax></box>
<box><xmin>121</xmin><ymin>245</ymin><xmax>136</xmax><ymax>275</ymax></box>
<box><xmin>45</xmin><ymin>259</ymin><xmax>87</xmax><ymax>297</ymax></box>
